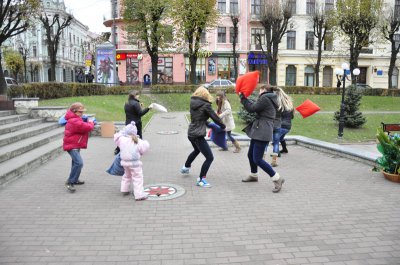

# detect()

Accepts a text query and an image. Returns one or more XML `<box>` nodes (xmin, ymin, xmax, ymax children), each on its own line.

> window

<box><xmin>325</xmin><ymin>0</ymin><xmax>334</xmax><ymax>12</ymax></box>
<box><xmin>218</xmin><ymin>27</ymin><xmax>227</xmax><ymax>43</ymax></box>
<box><xmin>306</xmin><ymin>0</ymin><xmax>315</xmax><ymax>15</ymax></box>
<box><xmin>286</xmin><ymin>65</ymin><xmax>296</xmax><ymax>86</ymax></box>
<box><xmin>395</xmin><ymin>0</ymin><xmax>400</xmax><ymax>20</ymax></box>
<box><xmin>218</xmin><ymin>0</ymin><xmax>226</xmax><ymax>13</ymax></box>
<box><xmin>251</xmin><ymin>28</ymin><xmax>265</xmax><ymax>46</ymax></box>
<box><xmin>324</xmin><ymin>32</ymin><xmax>333</xmax><ymax>51</ymax></box>
<box><xmin>288</xmin><ymin>0</ymin><xmax>296</xmax><ymax>14</ymax></box>
<box><xmin>200</xmin><ymin>31</ymin><xmax>206</xmax><ymax>43</ymax></box>
<box><xmin>230</xmin><ymin>0</ymin><xmax>239</xmax><ymax>14</ymax></box>
<box><xmin>251</xmin><ymin>0</ymin><xmax>262</xmax><ymax>15</ymax></box>
<box><xmin>395</xmin><ymin>34</ymin><xmax>400</xmax><ymax>50</ymax></box>
<box><xmin>230</xmin><ymin>27</ymin><xmax>238</xmax><ymax>43</ymax></box>
<box><xmin>323</xmin><ymin>66</ymin><xmax>333</xmax><ymax>87</ymax></box>
<box><xmin>304</xmin><ymin>66</ymin><xmax>314</xmax><ymax>86</ymax></box>
<box><xmin>33</xmin><ymin>46</ymin><xmax>37</xmax><ymax>57</ymax></box>
<box><xmin>287</xmin><ymin>31</ymin><xmax>296</xmax><ymax>49</ymax></box>
<box><xmin>158</xmin><ymin>57</ymin><xmax>173</xmax><ymax>84</ymax></box>
<box><xmin>306</xmin><ymin>31</ymin><xmax>314</xmax><ymax>50</ymax></box>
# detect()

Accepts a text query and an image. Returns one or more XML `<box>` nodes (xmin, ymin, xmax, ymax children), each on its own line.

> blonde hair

<box><xmin>275</xmin><ymin>87</ymin><xmax>293</xmax><ymax>111</ymax></box>
<box><xmin>192</xmin><ymin>86</ymin><xmax>213</xmax><ymax>103</ymax></box>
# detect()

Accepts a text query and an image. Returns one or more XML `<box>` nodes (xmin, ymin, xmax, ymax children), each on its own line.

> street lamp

<box><xmin>335</xmin><ymin>63</ymin><xmax>360</xmax><ymax>138</ymax></box>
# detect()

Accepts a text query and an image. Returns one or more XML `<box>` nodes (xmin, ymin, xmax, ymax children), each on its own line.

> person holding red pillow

<box><xmin>239</xmin><ymin>85</ymin><xmax>285</xmax><ymax>193</ymax></box>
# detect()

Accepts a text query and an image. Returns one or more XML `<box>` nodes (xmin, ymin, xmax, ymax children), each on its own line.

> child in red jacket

<box><xmin>63</xmin><ymin>102</ymin><xmax>95</xmax><ymax>192</ymax></box>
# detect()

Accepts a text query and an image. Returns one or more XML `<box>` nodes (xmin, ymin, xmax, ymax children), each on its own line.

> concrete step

<box><xmin>0</xmin><ymin>118</ymin><xmax>44</xmax><ymax>135</ymax></box>
<box><xmin>0</xmin><ymin>122</ymin><xmax>60</xmax><ymax>147</ymax></box>
<box><xmin>0</xmin><ymin>140</ymin><xmax>64</xmax><ymax>187</ymax></box>
<box><xmin>0</xmin><ymin>127</ymin><xmax>64</xmax><ymax>163</ymax></box>
<box><xmin>0</xmin><ymin>114</ymin><xmax>30</xmax><ymax>125</ymax></box>
<box><xmin>0</xmin><ymin>110</ymin><xmax>15</xmax><ymax>117</ymax></box>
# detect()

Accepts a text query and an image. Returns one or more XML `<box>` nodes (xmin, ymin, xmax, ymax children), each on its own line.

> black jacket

<box><xmin>188</xmin><ymin>96</ymin><xmax>225</xmax><ymax>138</ymax></box>
<box><xmin>124</xmin><ymin>99</ymin><xmax>150</xmax><ymax>125</ymax></box>
<box><xmin>281</xmin><ymin>110</ymin><xmax>294</xmax><ymax>130</ymax></box>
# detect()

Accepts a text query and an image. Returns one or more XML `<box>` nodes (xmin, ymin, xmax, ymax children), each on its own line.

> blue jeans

<box><xmin>67</xmin><ymin>149</ymin><xmax>83</xmax><ymax>184</ymax></box>
<box><xmin>279</xmin><ymin>128</ymin><xmax>290</xmax><ymax>142</ymax></box>
<box><xmin>248</xmin><ymin>139</ymin><xmax>276</xmax><ymax>177</ymax></box>
<box><xmin>226</xmin><ymin>131</ymin><xmax>235</xmax><ymax>143</ymax></box>
<box><xmin>185</xmin><ymin>137</ymin><xmax>214</xmax><ymax>179</ymax></box>
<box><xmin>271</xmin><ymin>128</ymin><xmax>281</xmax><ymax>154</ymax></box>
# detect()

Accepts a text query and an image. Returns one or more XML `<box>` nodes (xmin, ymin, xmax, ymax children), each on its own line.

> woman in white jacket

<box><xmin>114</xmin><ymin>121</ymin><xmax>150</xmax><ymax>201</ymax></box>
<box><xmin>216</xmin><ymin>91</ymin><xmax>241</xmax><ymax>153</ymax></box>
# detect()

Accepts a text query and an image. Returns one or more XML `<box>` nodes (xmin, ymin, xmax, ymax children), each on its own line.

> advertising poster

<box><xmin>95</xmin><ymin>44</ymin><xmax>116</xmax><ymax>84</ymax></box>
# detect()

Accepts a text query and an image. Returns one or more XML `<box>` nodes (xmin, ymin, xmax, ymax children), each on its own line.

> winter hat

<box><xmin>124</xmin><ymin>121</ymin><xmax>138</xmax><ymax>136</ymax></box>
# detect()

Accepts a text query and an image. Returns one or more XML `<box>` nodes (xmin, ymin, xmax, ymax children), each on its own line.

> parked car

<box><xmin>4</xmin><ymin>77</ymin><xmax>19</xmax><ymax>88</ymax></box>
<box><xmin>203</xmin><ymin>79</ymin><xmax>235</xmax><ymax>89</ymax></box>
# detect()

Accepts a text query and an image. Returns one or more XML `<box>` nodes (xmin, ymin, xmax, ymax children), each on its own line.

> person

<box><xmin>77</xmin><ymin>70</ymin><xmax>85</xmax><ymax>83</ymax></box>
<box><xmin>114</xmin><ymin>91</ymin><xmax>152</xmax><ymax>155</ymax></box>
<box><xmin>87</xmin><ymin>72</ymin><xmax>94</xmax><ymax>83</ymax></box>
<box><xmin>63</xmin><ymin>102</ymin><xmax>95</xmax><ymax>192</ymax></box>
<box><xmin>114</xmin><ymin>121</ymin><xmax>150</xmax><ymax>201</ymax></box>
<box><xmin>215</xmin><ymin>91</ymin><xmax>241</xmax><ymax>153</ymax></box>
<box><xmin>266</xmin><ymin>87</ymin><xmax>293</xmax><ymax>167</ymax></box>
<box><xmin>239</xmin><ymin>85</ymin><xmax>285</xmax><ymax>193</ymax></box>
<box><xmin>180</xmin><ymin>86</ymin><xmax>226</xmax><ymax>188</ymax></box>
<box><xmin>279</xmin><ymin>108</ymin><xmax>294</xmax><ymax>154</ymax></box>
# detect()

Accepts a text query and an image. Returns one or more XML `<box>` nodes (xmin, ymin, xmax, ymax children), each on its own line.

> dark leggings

<box><xmin>248</xmin><ymin>139</ymin><xmax>276</xmax><ymax>177</ymax></box>
<box><xmin>226</xmin><ymin>131</ymin><xmax>235</xmax><ymax>143</ymax></box>
<box><xmin>184</xmin><ymin>136</ymin><xmax>214</xmax><ymax>179</ymax></box>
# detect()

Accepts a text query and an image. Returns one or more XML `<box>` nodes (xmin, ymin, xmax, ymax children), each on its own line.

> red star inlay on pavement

<box><xmin>146</xmin><ymin>186</ymin><xmax>174</xmax><ymax>196</ymax></box>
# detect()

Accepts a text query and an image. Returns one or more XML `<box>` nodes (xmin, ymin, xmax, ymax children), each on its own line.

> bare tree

<box><xmin>0</xmin><ymin>0</ymin><xmax>40</xmax><ymax>95</ymax></box>
<box><xmin>311</xmin><ymin>3</ymin><xmax>332</xmax><ymax>87</ymax></box>
<box><xmin>39</xmin><ymin>12</ymin><xmax>73</xmax><ymax>82</ymax></box>
<box><xmin>259</xmin><ymin>0</ymin><xmax>292</xmax><ymax>85</ymax></box>
<box><xmin>231</xmin><ymin>14</ymin><xmax>239</xmax><ymax>81</ymax></box>
<box><xmin>381</xmin><ymin>6</ymin><xmax>400</xmax><ymax>88</ymax></box>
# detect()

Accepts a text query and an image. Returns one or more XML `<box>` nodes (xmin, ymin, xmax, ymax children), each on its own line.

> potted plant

<box><xmin>375</xmin><ymin>128</ymin><xmax>400</xmax><ymax>183</ymax></box>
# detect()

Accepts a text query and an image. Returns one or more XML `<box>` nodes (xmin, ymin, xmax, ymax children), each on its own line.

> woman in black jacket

<box><xmin>125</xmin><ymin>90</ymin><xmax>151</xmax><ymax>139</ymax></box>
<box><xmin>180</xmin><ymin>86</ymin><xmax>226</xmax><ymax>188</ymax></box>
<box><xmin>240</xmin><ymin>84</ymin><xmax>285</xmax><ymax>193</ymax></box>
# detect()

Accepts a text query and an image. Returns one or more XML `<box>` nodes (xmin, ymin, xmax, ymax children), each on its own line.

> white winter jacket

<box><xmin>114</xmin><ymin>132</ymin><xmax>150</xmax><ymax>167</ymax></box>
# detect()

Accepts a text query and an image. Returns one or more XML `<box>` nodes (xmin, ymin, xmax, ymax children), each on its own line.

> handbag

<box><xmin>106</xmin><ymin>153</ymin><xmax>124</xmax><ymax>176</ymax></box>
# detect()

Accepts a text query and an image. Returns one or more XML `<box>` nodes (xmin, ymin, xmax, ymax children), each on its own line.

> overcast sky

<box><xmin>63</xmin><ymin>0</ymin><xmax>111</xmax><ymax>34</ymax></box>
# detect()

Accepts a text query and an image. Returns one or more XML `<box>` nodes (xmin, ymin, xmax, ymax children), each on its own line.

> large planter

<box><xmin>382</xmin><ymin>171</ymin><xmax>400</xmax><ymax>183</ymax></box>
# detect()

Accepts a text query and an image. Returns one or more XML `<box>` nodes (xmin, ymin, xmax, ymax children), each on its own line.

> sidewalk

<box><xmin>0</xmin><ymin>112</ymin><xmax>399</xmax><ymax>265</ymax></box>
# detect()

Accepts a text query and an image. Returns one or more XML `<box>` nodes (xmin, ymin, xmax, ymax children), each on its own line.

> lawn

<box><xmin>40</xmin><ymin>93</ymin><xmax>400</xmax><ymax>143</ymax></box>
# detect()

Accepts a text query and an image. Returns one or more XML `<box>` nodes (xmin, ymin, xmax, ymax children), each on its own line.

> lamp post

<box><xmin>335</xmin><ymin>63</ymin><xmax>360</xmax><ymax>138</ymax></box>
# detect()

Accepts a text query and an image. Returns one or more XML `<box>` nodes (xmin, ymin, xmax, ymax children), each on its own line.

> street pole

<box><xmin>338</xmin><ymin>72</ymin><xmax>346</xmax><ymax>138</ymax></box>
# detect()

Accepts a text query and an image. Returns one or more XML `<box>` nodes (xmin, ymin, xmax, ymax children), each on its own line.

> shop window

<box><xmin>323</xmin><ymin>66</ymin><xmax>333</xmax><ymax>87</ymax></box>
<box><xmin>185</xmin><ymin>57</ymin><xmax>206</xmax><ymax>84</ymax></box>
<box><xmin>218</xmin><ymin>27</ymin><xmax>227</xmax><ymax>43</ymax></box>
<box><xmin>304</xmin><ymin>66</ymin><xmax>314</xmax><ymax>87</ymax></box>
<box><xmin>287</xmin><ymin>31</ymin><xmax>296</xmax><ymax>50</ymax></box>
<box><xmin>158</xmin><ymin>57</ymin><xmax>173</xmax><ymax>84</ymax></box>
<box><xmin>126</xmin><ymin>58</ymin><xmax>139</xmax><ymax>85</ymax></box>
<box><xmin>286</xmin><ymin>65</ymin><xmax>296</xmax><ymax>86</ymax></box>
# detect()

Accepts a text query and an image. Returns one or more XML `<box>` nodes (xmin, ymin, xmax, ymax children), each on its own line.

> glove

<box><xmin>82</xmin><ymin>115</ymin><xmax>88</xmax><ymax>122</ymax></box>
<box><xmin>91</xmin><ymin>118</ymin><xmax>97</xmax><ymax>125</ymax></box>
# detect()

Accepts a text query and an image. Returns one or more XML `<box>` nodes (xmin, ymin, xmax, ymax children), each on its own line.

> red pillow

<box><xmin>235</xmin><ymin>71</ymin><xmax>260</xmax><ymax>97</ymax></box>
<box><xmin>296</xmin><ymin>99</ymin><xmax>321</xmax><ymax>118</ymax></box>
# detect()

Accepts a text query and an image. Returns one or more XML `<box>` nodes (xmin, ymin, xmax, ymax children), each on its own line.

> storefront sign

<box><xmin>127</xmin><ymin>53</ymin><xmax>138</xmax><ymax>58</ymax></box>
<box><xmin>239</xmin><ymin>59</ymin><xmax>247</xmax><ymax>75</ymax></box>
<box><xmin>197</xmin><ymin>50</ymin><xmax>213</xmax><ymax>58</ymax></box>
<box><xmin>116</xmin><ymin>53</ymin><xmax>126</xmax><ymax>60</ymax></box>
<box><xmin>247</xmin><ymin>53</ymin><xmax>268</xmax><ymax>65</ymax></box>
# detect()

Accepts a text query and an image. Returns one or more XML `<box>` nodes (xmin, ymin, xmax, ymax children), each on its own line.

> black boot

<box><xmin>114</xmin><ymin>146</ymin><xmax>120</xmax><ymax>155</ymax></box>
<box><xmin>280</xmin><ymin>140</ymin><xmax>288</xmax><ymax>153</ymax></box>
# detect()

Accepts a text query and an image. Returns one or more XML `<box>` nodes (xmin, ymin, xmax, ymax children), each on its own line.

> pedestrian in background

<box><xmin>114</xmin><ymin>121</ymin><xmax>150</xmax><ymax>201</ymax></box>
<box><xmin>180</xmin><ymin>86</ymin><xmax>226</xmax><ymax>188</ymax></box>
<box><xmin>215</xmin><ymin>91</ymin><xmax>241</xmax><ymax>153</ymax></box>
<box><xmin>240</xmin><ymin>85</ymin><xmax>285</xmax><ymax>193</ymax></box>
<box><xmin>63</xmin><ymin>102</ymin><xmax>95</xmax><ymax>192</ymax></box>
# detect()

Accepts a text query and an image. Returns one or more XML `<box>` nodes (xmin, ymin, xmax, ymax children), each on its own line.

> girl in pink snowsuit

<box><xmin>114</xmin><ymin>121</ymin><xmax>150</xmax><ymax>201</ymax></box>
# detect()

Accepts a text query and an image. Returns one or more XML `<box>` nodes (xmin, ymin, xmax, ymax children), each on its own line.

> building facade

<box><xmin>3</xmin><ymin>0</ymin><xmax>97</xmax><ymax>83</ymax></box>
<box><xmin>105</xmin><ymin>0</ymin><xmax>400</xmax><ymax>88</ymax></box>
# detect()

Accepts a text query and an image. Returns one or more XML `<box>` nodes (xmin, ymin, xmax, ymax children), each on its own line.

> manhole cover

<box><xmin>144</xmin><ymin>183</ymin><xmax>185</xmax><ymax>201</ymax></box>
<box><xmin>157</xmin><ymin>130</ymin><xmax>179</xmax><ymax>135</ymax></box>
<box><xmin>161</xmin><ymin>116</ymin><xmax>176</xmax><ymax>119</ymax></box>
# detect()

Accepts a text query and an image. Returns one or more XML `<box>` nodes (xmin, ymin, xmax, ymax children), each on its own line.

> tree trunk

<box><xmin>50</xmin><ymin>60</ymin><xmax>57</xmax><ymax>82</ymax></box>
<box><xmin>190</xmin><ymin>54</ymin><xmax>198</xmax><ymax>85</ymax></box>
<box><xmin>150</xmin><ymin>54</ymin><xmax>158</xmax><ymax>85</ymax></box>
<box><xmin>269</xmin><ymin>64</ymin><xmax>277</xmax><ymax>86</ymax></box>
<box><xmin>388</xmin><ymin>41</ymin><xmax>399</xmax><ymax>89</ymax></box>
<box><xmin>0</xmin><ymin>55</ymin><xmax>7</xmax><ymax>95</ymax></box>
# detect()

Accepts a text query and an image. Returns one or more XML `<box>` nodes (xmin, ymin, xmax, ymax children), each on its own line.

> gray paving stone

<box><xmin>0</xmin><ymin>112</ymin><xmax>399</xmax><ymax>264</ymax></box>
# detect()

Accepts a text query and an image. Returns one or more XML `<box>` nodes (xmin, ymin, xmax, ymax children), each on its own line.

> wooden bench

<box><xmin>382</xmin><ymin>122</ymin><xmax>400</xmax><ymax>135</ymax></box>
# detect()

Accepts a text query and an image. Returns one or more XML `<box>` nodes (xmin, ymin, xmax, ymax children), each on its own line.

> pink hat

<box><xmin>124</xmin><ymin>121</ymin><xmax>138</xmax><ymax>136</ymax></box>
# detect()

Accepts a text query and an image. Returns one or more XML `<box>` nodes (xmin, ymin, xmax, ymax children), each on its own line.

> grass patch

<box><xmin>40</xmin><ymin>93</ymin><xmax>400</xmax><ymax>143</ymax></box>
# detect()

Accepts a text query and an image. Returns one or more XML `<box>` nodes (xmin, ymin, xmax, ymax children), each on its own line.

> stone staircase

<box><xmin>0</xmin><ymin>110</ymin><xmax>64</xmax><ymax>187</ymax></box>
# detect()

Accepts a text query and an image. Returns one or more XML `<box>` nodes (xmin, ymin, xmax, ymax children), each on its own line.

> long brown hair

<box><xmin>215</xmin><ymin>91</ymin><xmax>227</xmax><ymax>114</ymax></box>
